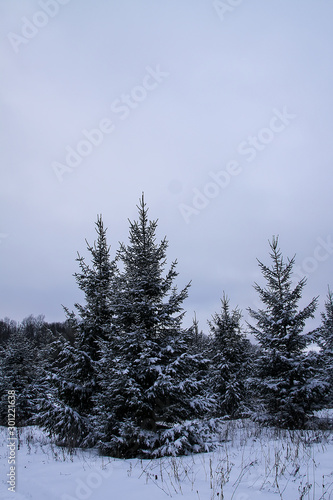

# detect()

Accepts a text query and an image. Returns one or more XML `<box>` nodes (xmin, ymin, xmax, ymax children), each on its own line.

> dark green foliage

<box><xmin>35</xmin><ymin>332</ymin><xmax>96</xmax><ymax>447</ymax></box>
<box><xmin>36</xmin><ymin>216</ymin><xmax>115</xmax><ymax>447</ymax></box>
<box><xmin>95</xmin><ymin>196</ymin><xmax>212</xmax><ymax>458</ymax></box>
<box><xmin>73</xmin><ymin>214</ymin><xmax>116</xmax><ymax>359</ymax></box>
<box><xmin>0</xmin><ymin>329</ymin><xmax>38</xmax><ymax>426</ymax></box>
<box><xmin>317</xmin><ymin>287</ymin><xmax>333</xmax><ymax>405</ymax></box>
<box><xmin>209</xmin><ymin>293</ymin><xmax>251</xmax><ymax>418</ymax></box>
<box><xmin>248</xmin><ymin>236</ymin><xmax>325</xmax><ymax>428</ymax></box>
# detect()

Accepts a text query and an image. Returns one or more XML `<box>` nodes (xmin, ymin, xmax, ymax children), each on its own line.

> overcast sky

<box><xmin>1</xmin><ymin>0</ymin><xmax>332</xmax><ymax>334</ymax></box>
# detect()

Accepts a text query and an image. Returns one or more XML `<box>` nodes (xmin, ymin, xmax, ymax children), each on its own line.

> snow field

<box><xmin>1</xmin><ymin>418</ymin><xmax>333</xmax><ymax>500</ymax></box>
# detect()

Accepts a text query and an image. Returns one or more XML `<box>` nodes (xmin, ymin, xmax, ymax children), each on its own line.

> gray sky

<box><xmin>1</xmin><ymin>0</ymin><xmax>332</xmax><ymax>334</ymax></box>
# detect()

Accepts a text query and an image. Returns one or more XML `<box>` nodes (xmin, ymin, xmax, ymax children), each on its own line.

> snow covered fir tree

<box><xmin>35</xmin><ymin>196</ymin><xmax>214</xmax><ymax>456</ymax></box>
<box><xmin>208</xmin><ymin>293</ymin><xmax>252</xmax><ymax>419</ymax></box>
<box><xmin>317</xmin><ymin>287</ymin><xmax>333</xmax><ymax>406</ymax></box>
<box><xmin>36</xmin><ymin>215</ymin><xmax>116</xmax><ymax>447</ymax></box>
<box><xmin>248</xmin><ymin>236</ymin><xmax>328</xmax><ymax>429</ymax></box>
<box><xmin>94</xmin><ymin>195</ymin><xmax>214</xmax><ymax>457</ymax></box>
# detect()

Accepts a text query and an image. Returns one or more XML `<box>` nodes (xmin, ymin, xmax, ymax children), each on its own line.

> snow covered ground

<box><xmin>1</xmin><ymin>416</ymin><xmax>333</xmax><ymax>500</ymax></box>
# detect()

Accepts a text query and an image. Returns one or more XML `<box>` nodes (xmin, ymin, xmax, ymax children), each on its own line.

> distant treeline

<box><xmin>0</xmin><ymin>315</ymin><xmax>74</xmax><ymax>346</ymax></box>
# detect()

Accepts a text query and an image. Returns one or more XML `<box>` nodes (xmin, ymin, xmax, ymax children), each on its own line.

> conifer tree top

<box><xmin>247</xmin><ymin>236</ymin><xmax>318</xmax><ymax>352</ymax></box>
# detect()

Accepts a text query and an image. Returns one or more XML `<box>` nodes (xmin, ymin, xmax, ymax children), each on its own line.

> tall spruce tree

<box><xmin>317</xmin><ymin>287</ymin><xmax>333</xmax><ymax>406</ymax></box>
<box><xmin>209</xmin><ymin>293</ymin><xmax>251</xmax><ymax>418</ymax></box>
<box><xmin>36</xmin><ymin>216</ymin><xmax>115</xmax><ymax>447</ymax></box>
<box><xmin>248</xmin><ymin>236</ymin><xmax>325</xmax><ymax>428</ymax></box>
<box><xmin>95</xmin><ymin>195</ymin><xmax>212</xmax><ymax>458</ymax></box>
